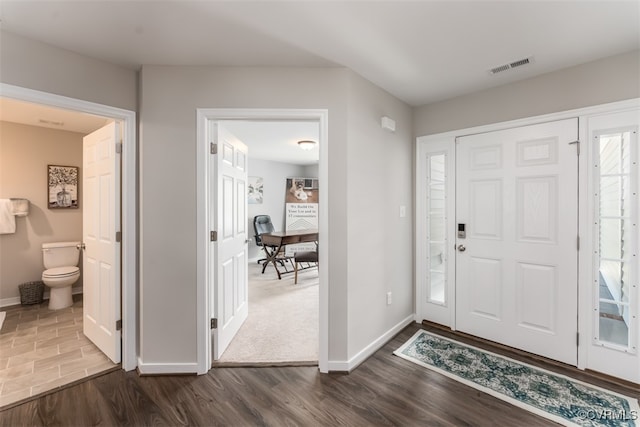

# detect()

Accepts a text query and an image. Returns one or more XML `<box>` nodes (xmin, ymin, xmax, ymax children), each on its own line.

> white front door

<box><xmin>82</xmin><ymin>122</ymin><xmax>121</xmax><ymax>364</ymax></box>
<box><xmin>455</xmin><ymin>118</ymin><xmax>579</xmax><ymax>365</ymax></box>
<box><xmin>210</xmin><ymin>122</ymin><xmax>249</xmax><ymax>360</ymax></box>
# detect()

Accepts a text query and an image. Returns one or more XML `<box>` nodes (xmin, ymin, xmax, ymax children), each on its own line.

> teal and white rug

<box><xmin>394</xmin><ymin>330</ymin><xmax>639</xmax><ymax>427</ymax></box>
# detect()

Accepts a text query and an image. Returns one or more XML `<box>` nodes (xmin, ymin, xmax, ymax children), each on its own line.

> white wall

<box><xmin>247</xmin><ymin>158</ymin><xmax>309</xmax><ymax>260</ymax></box>
<box><xmin>414</xmin><ymin>50</ymin><xmax>640</xmax><ymax>136</ymax></box>
<box><xmin>302</xmin><ymin>164</ymin><xmax>319</xmax><ymax>178</ymax></box>
<box><xmin>0</xmin><ymin>122</ymin><xmax>84</xmax><ymax>304</ymax></box>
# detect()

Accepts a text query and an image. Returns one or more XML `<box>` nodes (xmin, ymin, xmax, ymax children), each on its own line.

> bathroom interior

<box><xmin>0</xmin><ymin>97</ymin><xmax>118</xmax><ymax>408</ymax></box>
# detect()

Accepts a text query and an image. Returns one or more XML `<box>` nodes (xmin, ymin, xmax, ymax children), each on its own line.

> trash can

<box><xmin>18</xmin><ymin>281</ymin><xmax>44</xmax><ymax>305</ymax></box>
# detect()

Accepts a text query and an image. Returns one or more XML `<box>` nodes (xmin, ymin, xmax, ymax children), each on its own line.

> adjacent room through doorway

<box><xmin>0</xmin><ymin>97</ymin><xmax>124</xmax><ymax>408</ymax></box>
<box><xmin>212</xmin><ymin>119</ymin><xmax>320</xmax><ymax>365</ymax></box>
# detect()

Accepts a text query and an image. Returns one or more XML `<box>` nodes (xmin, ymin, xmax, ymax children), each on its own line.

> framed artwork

<box><xmin>48</xmin><ymin>165</ymin><xmax>79</xmax><ymax>209</ymax></box>
<box><xmin>248</xmin><ymin>176</ymin><xmax>263</xmax><ymax>204</ymax></box>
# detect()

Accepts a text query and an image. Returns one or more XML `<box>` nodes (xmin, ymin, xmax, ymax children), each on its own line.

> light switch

<box><xmin>399</xmin><ymin>205</ymin><xmax>406</xmax><ymax>218</ymax></box>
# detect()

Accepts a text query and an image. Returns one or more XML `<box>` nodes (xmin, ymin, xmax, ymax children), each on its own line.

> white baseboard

<box><xmin>0</xmin><ymin>286</ymin><xmax>83</xmax><ymax>308</ymax></box>
<box><xmin>327</xmin><ymin>314</ymin><xmax>415</xmax><ymax>373</ymax></box>
<box><xmin>137</xmin><ymin>359</ymin><xmax>199</xmax><ymax>375</ymax></box>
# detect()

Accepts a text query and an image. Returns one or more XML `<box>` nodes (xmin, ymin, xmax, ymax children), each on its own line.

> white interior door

<box><xmin>456</xmin><ymin>118</ymin><xmax>578</xmax><ymax>365</ymax></box>
<box><xmin>83</xmin><ymin>122</ymin><xmax>121</xmax><ymax>364</ymax></box>
<box><xmin>211</xmin><ymin>122</ymin><xmax>249</xmax><ymax>360</ymax></box>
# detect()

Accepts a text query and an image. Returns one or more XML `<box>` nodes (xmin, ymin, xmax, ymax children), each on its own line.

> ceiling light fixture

<box><xmin>297</xmin><ymin>140</ymin><xmax>316</xmax><ymax>151</ymax></box>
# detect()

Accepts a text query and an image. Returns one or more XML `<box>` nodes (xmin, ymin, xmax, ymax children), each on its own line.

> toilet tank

<box><xmin>42</xmin><ymin>241</ymin><xmax>81</xmax><ymax>269</ymax></box>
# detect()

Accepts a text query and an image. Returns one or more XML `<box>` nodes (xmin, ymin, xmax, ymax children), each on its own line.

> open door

<box><xmin>82</xmin><ymin>122</ymin><xmax>121</xmax><ymax>364</ymax></box>
<box><xmin>210</xmin><ymin>122</ymin><xmax>249</xmax><ymax>360</ymax></box>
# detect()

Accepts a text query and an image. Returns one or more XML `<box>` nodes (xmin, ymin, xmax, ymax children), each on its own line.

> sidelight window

<box><xmin>427</xmin><ymin>153</ymin><xmax>447</xmax><ymax>304</ymax></box>
<box><xmin>593</xmin><ymin>128</ymin><xmax>637</xmax><ymax>351</ymax></box>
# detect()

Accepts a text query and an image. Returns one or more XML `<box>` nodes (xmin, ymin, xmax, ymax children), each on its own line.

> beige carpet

<box><xmin>217</xmin><ymin>261</ymin><xmax>318</xmax><ymax>364</ymax></box>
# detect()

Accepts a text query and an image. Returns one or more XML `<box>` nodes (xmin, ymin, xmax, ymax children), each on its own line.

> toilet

<box><xmin>41</xmin><ymin>241</ymin><xmax>81</xmax><ymax>310</ymax></box>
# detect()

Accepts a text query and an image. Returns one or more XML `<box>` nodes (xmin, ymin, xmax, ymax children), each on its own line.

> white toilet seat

<box><xmin>43</xmin><ymin>266</ymin><xmax>79</xmax><ymax>279</ymax></box>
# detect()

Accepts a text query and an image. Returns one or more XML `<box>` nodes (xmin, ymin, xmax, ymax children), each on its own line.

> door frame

<box><xmin>416</xmin><ymin>97</ymin><xmax>640</xmax><ymax>372</ymax></box>
<box><xmin>1</xmin><ymin>82</ymin><xmax>138</xmax><ymax>371</ymax></box>
<box><xmin>196</xmin><ymin>108</ymin><xmax>329</xmax><ymax>374</ymax></box>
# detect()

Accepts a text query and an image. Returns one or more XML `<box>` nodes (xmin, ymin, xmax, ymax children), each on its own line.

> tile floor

<box><xmin>0</xmin><ymin>295</ymin><xmax>117</xmax><ymax>408</ymax></box>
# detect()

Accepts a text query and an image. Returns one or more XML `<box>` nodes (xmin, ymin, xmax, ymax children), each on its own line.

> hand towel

<box><xmin>10</xmin><ymin>198</ymin><xmax>30</xmax><ymax>217</ymax></box>
<box><xmin>0</xmin><ymin>199</ymin><xmax>16</xmax><ymax>234</ymax></box>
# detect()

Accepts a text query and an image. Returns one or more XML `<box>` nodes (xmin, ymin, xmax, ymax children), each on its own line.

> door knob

<box><xmin>458</xmin><ymin>245</ymin><xmax>466</xmax><ymax>252</ymax></box>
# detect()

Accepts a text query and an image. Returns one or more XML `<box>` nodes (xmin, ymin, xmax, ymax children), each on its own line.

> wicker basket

<box><xmin>18</xmin><ymin>281</ymin><xmax>44</xmax><ymax>305</ymax></box>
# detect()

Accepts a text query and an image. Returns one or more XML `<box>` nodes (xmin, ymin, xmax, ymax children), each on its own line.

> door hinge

<box><xmin>116</xmin><ymin>319</ymin><xmax>122</xmax><ymax>331</ymax></box>
<box><xmin>210</xmin><ymin>231</ymin><xmax>217</xmax><ymax>242</ymax></box>
<box><xmin>576</xmin><ymin>332</ymin><xmax>579</xmax><ymax>346</ymax></box>
<box><xmin>115</xmin><ymin>231</ymin><xmax>122</xmax><ymax>243</ymax></box>
<box><xmin>577</xmin><ymin>235</ymin><xmax>580</xmax><ymax>251</ymax></box>
<box><xmin>569</xmin><ymin>140</ymin><xmax>580</xmax><ymax>155</ymax></box>
<box><xmin>115</xmin><ymin>141</ymin><xmax>123</xmax><ymax>154</ymax></box>
<box><xmin>211</xmin><ymin>318</ymin><xmax>217</xmax><ymax>329</ymax></box>
<box><xmin>210</xmin><ymin>142</ymin><xmax>217</xmax><ymax>155</ymax></box>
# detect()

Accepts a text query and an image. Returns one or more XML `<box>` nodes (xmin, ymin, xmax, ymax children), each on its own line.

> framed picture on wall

<box><xmin>248</xmin><ymin>176</ymin><xmax>263</xmax><ymax>204</ymax></box>
<box><xmin>48</xmin><ymin>165</ymin><xmax>79</xmax><ymax>209</ymax></box>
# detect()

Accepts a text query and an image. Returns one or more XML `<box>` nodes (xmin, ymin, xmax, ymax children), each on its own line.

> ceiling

<box><xmin>0</xmin><ymin>97</ymin><xmax>111</xmax><ymax>134</ymax></box>
<box><xmin>0</xmin><ymin>97</ymin><xmax>319</xmax><ymax>164</ymax></box>
<box><xmin>0</xmin><ymin>1</ymin><xmax>638</xmax><ymax>107</ymax></box>
<box><xmin>0</xmin><ymin>1</ymin><xmax>637</xmax><ymax>164</ymax></box>
<box><xmin>221</xmin><ymin>120</ymin><xmax>319</xmax><ymax>166</ymax></box>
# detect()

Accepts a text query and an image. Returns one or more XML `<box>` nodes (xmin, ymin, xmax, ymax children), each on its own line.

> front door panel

<box><xmin>456</xmin><ymin>118</ymin><xmax>578</xmax><ymax>365</ymax></box>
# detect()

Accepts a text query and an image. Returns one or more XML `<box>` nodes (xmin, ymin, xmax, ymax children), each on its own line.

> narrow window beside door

<box><xmin>427</xmin><ymin>153</ymin><xmax>447</xmax><ymax>304</ymax></box>
<box><xmin>594</xmin><ymin>129</ymin><xmax>637</xmax><ymax>350</ymax></box>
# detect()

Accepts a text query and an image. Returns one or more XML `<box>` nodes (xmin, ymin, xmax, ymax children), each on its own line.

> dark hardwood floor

<box><xmin>2</xmin><ymin>323</ymin><xmax>636</xmax><ymax>426</ymax></box>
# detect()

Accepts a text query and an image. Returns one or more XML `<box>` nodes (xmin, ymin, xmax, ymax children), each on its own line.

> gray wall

<box><xmin>139</xmin><ymin>66</ymin><xmax>352</xmax><ymax>363</ymax></box>
<box><xmin>0</xmin><ymin>31</ymin><xmax>137</xmax><ymax>111</ymax></box>
<box><xmin>414</xmin><ymin>50</ymin><xmax>640</xmax><ymax>136</ymax></box>
<box><xmin>247</xmin><ymin>158</ymin><xmax>309</xmax><ymax>261</ymax></box>
<box><xmin>0</xmin><ymin>122</ymin><xmax>84</xmax><ymax>302</ymax></box>
<box><xmin>138</xmin><ymin>65</ymin><xmax>414</xmax><ymax>366</ymax></box>
<box><xmin>8</xmin><ymin>29</ymin><xmax>630</xmax><ymax>371</ymax></box>
<box><xmin>346</xmin><ymin>71</ymin><xmax>414</xmax><ymax>356</ymax></box>
<box><xmin>0</xmin><ymin>31</ymin><xmax>415</xmax><ymax>369</ymax></box>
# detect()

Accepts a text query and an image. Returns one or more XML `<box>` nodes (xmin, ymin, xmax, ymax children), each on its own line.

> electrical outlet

<box><xmin>386</xmin><ymin>292</ymin><xmax>392</xmax><ymax>305</ymax></box>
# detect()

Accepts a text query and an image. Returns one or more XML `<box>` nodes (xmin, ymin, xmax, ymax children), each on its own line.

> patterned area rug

<box><xmin>394</xmin><ymin>330</ymin><xmax>639</xmax><ymax>427</ymax></box>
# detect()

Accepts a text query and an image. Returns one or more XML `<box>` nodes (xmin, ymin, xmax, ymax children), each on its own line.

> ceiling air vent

<box><xmin>38</xmin><ymin>119</ymin><xmax>64</xmax><ymax>126</ymax></box>
<box><xmin>489</xmin><ymin>56</ymin><xmax>534</xmax><ymax>75</ymax></box>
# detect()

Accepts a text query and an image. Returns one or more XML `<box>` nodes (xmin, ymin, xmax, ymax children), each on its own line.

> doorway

<box><xmin>214</xmin><ymin>119</ymin><xmax>320</xmax><ymax>365</ymax></box>
<box><xmin>196</xmin><ymin>108</ymin><xmax>329</xmax><ymax>374</ymax></box>
<box><xmin>417</xmin><ymin>99</ymin><xmax>640</xmax><ymax>384</ymax></box>
<box><xmin>0</xmin><ymin>83</ymin><xmax>137</xmax><ymax>371</ymax></box>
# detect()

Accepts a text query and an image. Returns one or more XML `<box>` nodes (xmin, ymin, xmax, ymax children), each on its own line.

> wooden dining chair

<box><xmin>293</xmin><ymin>250</ymin><xmax>318</xmax><ymax>284</ymax></box>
